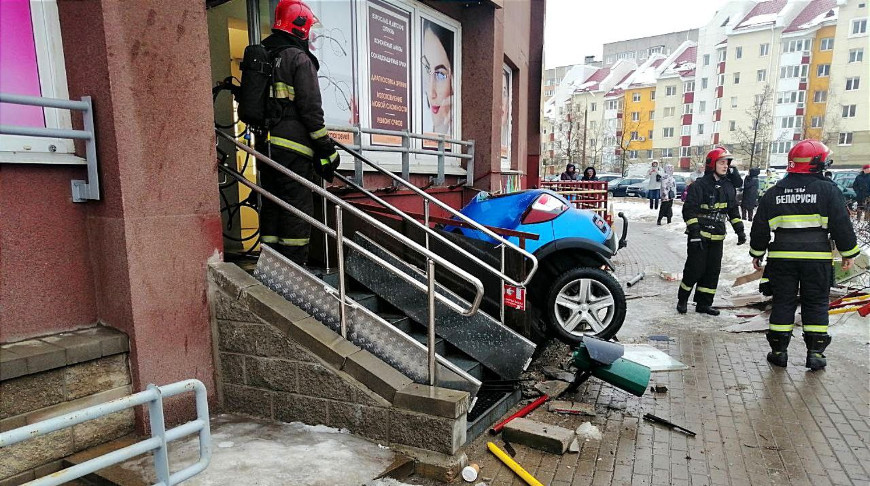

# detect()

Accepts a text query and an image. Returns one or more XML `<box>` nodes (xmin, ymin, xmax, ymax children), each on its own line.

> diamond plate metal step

<box><xmin>345</xmin><ymin>234</ymin><xmax>536</xmax><ymax>380</ymax></box>
<box><xmin>253</xmin><ymin>245</ymin><xmax>481</xmax><ymax>398</ymax></box>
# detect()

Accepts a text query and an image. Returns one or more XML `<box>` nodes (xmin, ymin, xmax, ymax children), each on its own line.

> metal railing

<box><xmin>0</xmin><ymin>93</ymin><xmax>99</xmax><ymax>202</ymax></box>
<box><xmin>0</xmin><ymin>379</ymin><xmax>210</xmax><ymax>486</ymax></box>
<box><xmin>216</xmin><ymin>130</ymin><xmax>486</xmax><ymax>385</ymax></box>
<box><xmin>326</xmin><ymin>125</ymin><xmax>474</xmax><ymax>186</ymax></box>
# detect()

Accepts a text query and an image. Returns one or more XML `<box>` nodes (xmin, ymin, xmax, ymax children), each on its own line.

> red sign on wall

<box><xmin>503</xmin><ymin>284</ymin><xmax>526</xmax><ymax>311</ymax></box>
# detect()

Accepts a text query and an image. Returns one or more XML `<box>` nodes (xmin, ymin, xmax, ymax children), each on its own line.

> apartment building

<box><xmin>543</xmin><ymin>0</ymin><xmax>869</xmax><ymax>174</ymax></box>
<box><xmin>603</xmin><ymin>30</ymin><xmax>699</xmax><ymax>65</ymax></box>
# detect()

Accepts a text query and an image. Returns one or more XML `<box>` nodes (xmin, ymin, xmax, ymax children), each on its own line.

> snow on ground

<box><xmin>118</xmin><ymin>415</ymin><xmax>395</xmax><ymax>486</ymax></box>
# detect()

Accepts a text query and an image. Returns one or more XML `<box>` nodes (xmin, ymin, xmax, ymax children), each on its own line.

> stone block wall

<box><xmin>0</xmin><ymin>327</ymin><xmax>134</xmax><ymax>485</ymax></box>
<box><xmin>208</xmin><ymin>263</ymin><xmax>470</xmax><ymax>477</ymax></box>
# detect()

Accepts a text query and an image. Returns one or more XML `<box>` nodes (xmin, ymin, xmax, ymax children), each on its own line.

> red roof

<box><xmin>576</xmin><ymin>67</ymin><xmax>611</xmax><ymax>92</ymax></box>
<box><xmin>784</xmin><ymin>0</ymin><xmax>837</xmax><ymax>33</ymax></box>
<box><xmin>680</xmin><ymin>69</ymin><xmax>696</xmax><ymax>78</ymax></box>
<box><xmin>617</xmin><ymin>70</ymin><xmax>634</xmax><ymax>85</ymax></box>
<box><xmin>673</xmin><ymin>46</ymin><xmax>697</xmax><ymax>66</ymax></box>
<box><xmin>735</xmin><ymin>0</ymin><xmax>788</xmax><ymax>30</ymax></box>
<box><xmin>651</xmin><ymin>58</ymin><xmax>666</xmax><ymax>68</ymax></box>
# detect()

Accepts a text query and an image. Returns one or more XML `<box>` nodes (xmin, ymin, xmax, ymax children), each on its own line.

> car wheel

<box><xmin>544</xmin><ymin>267</ymin><xmax>626</xmax><ymax>344</ymax></box>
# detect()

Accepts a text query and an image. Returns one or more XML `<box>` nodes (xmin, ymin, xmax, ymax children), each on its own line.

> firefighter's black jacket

<box><xmin>262</xmin><ymin>31</ymin><xmax>333</xmax><ymax>159</ymax></box>
<box><xmin>750</xmin><ymin>173</ymin><xmax>860</xmax><ymax>261</ymax></box>
<box><xmin>683</xmin><ymin>172</ymin><xmax>744</xmax><ymax>241</ymax></box>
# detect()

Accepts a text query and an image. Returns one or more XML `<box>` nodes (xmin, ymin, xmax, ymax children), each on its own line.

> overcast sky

<box><xmin>544</xmin><ymin>0</ymin><xmax>727</xmax><ymax>68</ymax></box>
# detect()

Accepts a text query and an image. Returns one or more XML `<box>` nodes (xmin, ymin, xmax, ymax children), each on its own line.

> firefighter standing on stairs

<box><xmin>259</xmin><ymin>0</ymin><xmax>339</xmax><ymax>265</ymax></box>
<box><xmin>750</xmin><ymin>140</ymin><xmax>860</xmax><ymax>370</ymax></box>
<box><xmin>677</xmin><ymin>147</ymin><xmax>746</xmax><ymax>316</ymax></box>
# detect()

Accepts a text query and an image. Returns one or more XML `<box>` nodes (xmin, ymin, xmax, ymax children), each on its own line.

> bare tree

<box><xmin>802</xmin><ymin>87</ymin><xmax>842</xmax><ymax>146</ymax></box>
<box><xmin>733</xmin><ymin>83</ymin><xmax>774</xmax><ymax>169</ymax></box>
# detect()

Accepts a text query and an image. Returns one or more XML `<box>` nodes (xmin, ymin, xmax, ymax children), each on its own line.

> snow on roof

<box><xmin>680</xmin><ymin>69</ymin><xmax>696</xmax><ymax>78</ymax></box>
<box><xmin>735</xmin><ymin>0</ymin><xmax>788</xmax><ymax>30</ymax></box>
<box><xmin>784</xmin><ymin>0</ymin><xmax>838</xmax><ymax>33</ymax></box>
<box><xmin>715</xmin><ymin>38</ymin><xmax>728</xmax><ymax>48</ymax></box>
<box><xmin>576</xmin><ymin>67</ymin><xmax>612</xmax><ymax>92</ymax></box>
<box><xmin>674</xmin><ymin>46</ymin><xmax>697</xmax><ymax>66</ymax></box>
<box><xmin>658</xmin><ymin>42</ymin><xmax>698</xmax><ymax>79</ymax></box>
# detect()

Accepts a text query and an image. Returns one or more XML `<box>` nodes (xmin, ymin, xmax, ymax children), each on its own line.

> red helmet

<box><xmin>704</xmin><ymin>146</ymin><xmax>734</xmax><ymax>172</ymax></box>
<box><xmin>787</xmin><ymin>139</ymin><xmax>831</xmax><ymax>173</ymax></box>
<box><xmin>273</xmin><ymin>0</ymin><xmax>317</xmax><ymax>40</ymax></box>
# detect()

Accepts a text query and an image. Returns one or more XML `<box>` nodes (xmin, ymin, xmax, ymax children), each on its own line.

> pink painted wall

<box><xmin>0</xmin><ymin>0</ymin><xmax>45</xmax><ymax>127</ymax></box>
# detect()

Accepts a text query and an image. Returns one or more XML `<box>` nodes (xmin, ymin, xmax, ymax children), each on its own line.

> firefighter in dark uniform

<box><xmin>750</xmin><ymin>140</ymin><xmax>860</xmax><ymax>370</ymax></box>
<box><xmin>677</xmin><ymin>147</ymin><xmax>746</xmax><ymax>315</ymax></box>
<box><xmin>259</xmin><ymin>0</ymin><xmax>338</xmax><ymax>265</ymax></box>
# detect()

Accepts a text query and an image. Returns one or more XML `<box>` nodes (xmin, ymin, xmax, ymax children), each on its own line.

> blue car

<box><xmin>445</xmin><ymin>189</ymin><xmax>628</xmax><ymax>344</ymax></box>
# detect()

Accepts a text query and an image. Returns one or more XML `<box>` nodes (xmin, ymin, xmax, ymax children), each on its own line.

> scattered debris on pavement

<box><xmin>643</xmin><ymin>413</ymin><xmax>696</xmax><ymax>436</ymax></box>
<box><xmin>626</xmin><ymin>271</ymin><xmax>645</xmax><ymax>287</ymax></box>
<box><xmin>487</xmin><ymin>441</ymin><xmax>545</xmax><ymax>486</ymax></box>
<box><xmin>650</xmin><ymin>385</ymin><xmax>668</xmax><ymax>394</ymax></box>
<box><xmin>575</xmin><ymin>422</ymin><xmax>603</xmax><ymax>441</ymax></box>
<box><xmin>541</xmin><ymin>366</ymin><xmax>576</xmax><ymax>383</ymax></box>
<box><xmin>548</xmin><ymin>400</ymin><xmax>596</xmax><ymax>416</ymax></box>
<box><xmin>621</xmin><ymin>344</ymin><xmax>688</xmax><ymax>371</ymax></box>
<box><xmin>534</xmin><ymin>380</ymin><xmax>570</xmax><ymax>398</ymax></box>
<box><xmin>659</xmin><ymin>271</ymin><xmax>682</xmax><ymax>281</ymax></box>
<box><xmin>626</xmin><ymin>292</ymin><xmax>661</xmax><ymax>300</ymax></box>
<box><xmin>732</xmin><ymin>268</ymin><xmax>764</xmax><ymax>287</ymax></box>
<box><xmin>503</xmin><ymin>417</ymin><xmax>575</xmax><ymax>454</ymax></box>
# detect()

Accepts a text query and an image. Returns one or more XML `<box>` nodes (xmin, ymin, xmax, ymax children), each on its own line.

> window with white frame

<box><xmin>846</xmin><ymin>77</ymin><xmax>860</xmax><ymax>90</ymax></box>
<box><xmin>698</xmin><ymin>123</ymin><xmax>705</xmax><ymax>135</ymax></box>
<box><xmin>0</xmin><ymin>0</ymin><xmax>74</xmax><ymax>157</ymax></box>
<box><xmin>717</xmin><ymin>74</ymin><xmax>725</xmax><ymax>86</ymax></box>
<box><xmin>606</xmin><ymin>100</ymin><xmax>620</xmax><ymax>110</ymax></box>
<box><xmin>714</xmin><ymin>98</ymin><xmax>721</xmax><ymax>110</ymax></box>
<box><xmin>731</xmin><ymin>97</ymin><xmax>738</xmax><ymax>108</ymax></box>
<box><xmin>842</xmin><ymin>104</ymin><xmax>857</xmax><ymax>118</ymax></box>
<box><xmin>701</xmin><ymin>77</ymin><xmax>708</xmax><ymax>89</ymax></box>
<box><xmin>589</xmin><ymin>120</ymin><xmax>597</xmax><ymax>130</ymax></box>
<box><xmin>699</xmin><ymin>101</ymin><xmax>706</xmax><ymax>113</ymax></box>
<box><xmin>664</xmin><ymin>107</ymin><xmax>675</xmax><ymax>117</ymax></box>
<box><xmin>811</xmin><ymin>116</ymin><xmax>824</xmax><ymax>128</ymax></box>
<box><xmin>760</xmin><ymin>43</ymin><xmax>769</xmax><ymax>56</ymax></box>
<box><xmin>703</xmin><ymin>54</ymin><xmax>710</xmax><ymax>66</ymax></box>
<box><xmin>630</xmin><ymin>131</ymin><xmax>639</xmax><ymax>140</ymax></box>
<box><xmin>683</xmin><ymin>81</ymin><xmax>695</xmax><ymax>93</ymax></box>
<box><xmin>733</xmin><ymin>72</ymin><xmax>740</xmax><ymax>84</ymax></box>
<box><xmin>817</xmin><ymin>64</ymin><xmax>830</xmax><ymax>76</ymax></box>
<box><xmin>771</xmin><ymin>141</ymin><xmax>794</xmax><ymax>154</ymax></box>
<box><xmin>813</xmin><ymin>90</ymin><xmax>827</xmax><ymax>102</ymax></box>
<box><xmin>648</xmin><ymin>130</ymin><xmax>654</xmax><ymax>139</ymax></box>
<box><xmin>631</xmin><ymin>111</ymin><xmax>640</xmax><ymax>121</ymax></box>
<box><xmin>632</xmin><ymin>93</ymin><xmax>641</xmax><ymax>102</ymax></box>
<box><xmin>757</xmin><ymin>69</ymin><xmax>767</xmax><ymax>82</ymax></box>
<box><xmin>683</xmin><ymin>103</ymin><xmax>693</xmax><ymax>114</ymax></box>
<box><xmin>849</xmin><ymin>48</ymin><xmax>864</xmax><ymax>62</ymax></box>
<box><xmin>712</xmin><ymin>121</ymin><xmax>720</xmax><ymax>133</ymax></box>
<box><xmin>735</xmin><ymin>46</ymin><xmax>742</xmax><ymax>59</ymax></box>
<box><xmin>650</xmin><ymin>90</ymin><xmax>656</xmax><ymax>100</ymax></box>
<box><xmin>839</xmin><ymin>132</ymin><xmax>853</xmax><ymax>145</ymax></box>
<box><xmin>852</xmin><ymin>18</ymin><xmax>867</xmax><ymax>35</ymax></box>
<box><xmin>666</xmin><ymin>86</ymin><xmax>677</xmax><ymax>96</ymax></box>
<box><xmin>662</xmin><ymin>148</ymin><xmax>674</xmax><ymax>158</ymax></box>
<box><xmin>629</xmin><ymin>150</ymin><xmax>638</xmax><ymax>159</ymax></box>
<box><xmin>820</xmin><ymin>37</ymin><xmax>834</xmax><ymax>50</ymax></box>
<box><xmin>681</xmin><ymin>125</ymin><xmax>691</xmax><ymax>136</ymax></box>
<box><xmin>780</xmin><ymin>65</ymin><xmax>803</xmax><ymax>79</ymax></box>
<box><xmin>718</xmin><ymin>49</ymin><xmax>726</xmax><ymax>62</ymax></box>
<box><xmin>783</xmin><ymin>39</ymin><xmax>812</xmax><ymax>53</ymax></box>
<box><xmin>649</xmin><ymin>110</ymin><xmax>655</xmax><ymax>120</ymax></box>
<box><xmin>663</xmin><ymin>127</ymin><xmax>674</xmax><ymax>138</ymax></box>
<box><xmin>681</xmin><ymin>146</ymin><xmax>691</xmax><ymax>157</ymax></box>
<box><xmin>755</xmin><ymin>94</ymin><xmax>764</xmax><ymax>105</ymax></box>
<box><xmin>780</xmin><ymin>116</ymin><xmax>802</xmax><ymax>128</ymax></box>
<box><xmin>729</xmin><ymin>120</ymin><xmax>736</xmax><ymax>131</ymax></box>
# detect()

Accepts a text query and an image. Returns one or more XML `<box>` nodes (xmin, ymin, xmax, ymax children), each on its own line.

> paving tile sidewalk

<box><xmin>464</xmin><ymin>222</ymin><xmax>870</xmax><ymax>486</ymax></box>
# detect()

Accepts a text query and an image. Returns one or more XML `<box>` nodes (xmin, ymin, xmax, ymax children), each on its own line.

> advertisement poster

<box><xmin>0</xmin><ymin>0</ymin><xmax>44</xmax><ymax>128</ymax></box>
<box><xmin>421</xmin><ymin>17</ymin><xmax>455</xmax><ymax>148</ymax></box>
<box><xmin>367</xmin><ymin>0</ymin><xmax>410</xmax><ymax>146</ymax></box>
<box><xmin>307</xmin><ymin>0</ymin><xmax>356</xmax><ymax>128</ymax></box>
<box><xmin>500</xmin><ymin>65</ymin><xmax>512</xmax><ymax>167</ymax></box>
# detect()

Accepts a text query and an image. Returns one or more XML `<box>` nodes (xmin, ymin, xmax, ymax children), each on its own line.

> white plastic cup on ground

<box><xmin>461</xmin><ymin>463</ymin><xmax>480</xmax><ymax>482</ymax></box>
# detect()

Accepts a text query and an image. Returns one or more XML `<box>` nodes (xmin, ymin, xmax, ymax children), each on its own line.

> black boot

<box><xmin>766</xmin><ymin>331</ymin><xmax>791</xmax><ymax>367</ymax></box>
<box><xmin>804</xmin><ymin>333</ymin><xmax>832</xmax><ymax>370</ymax></box>
<box><xmin>695</xmin><ymin>305</ymin><xmax>720</xmax><ymax>316</ymax></box>
<box><xmin>676</xmin><ymin>301</ymin><xmax>687</xmax><ymax>314</ymax></box>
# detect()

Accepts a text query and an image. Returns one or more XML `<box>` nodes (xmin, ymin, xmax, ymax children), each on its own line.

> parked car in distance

<box><xmin>607</xmin><ymin>178</ymin><xmax>644</xmax><ymax>197</ymax></box>
<box><xmin>831</xmin><ymin>169</ymin><xmax>860</xmax><ymax>201</ymax></box>
<box><xmin>626</xmin><ymin>175</ymin><xmax>688</xmax><ymax>198</ymax></box>
<box><xmin>597</xmin><ymin>173</ymin><xmax>622</xmax><ymax>184</ymax></box>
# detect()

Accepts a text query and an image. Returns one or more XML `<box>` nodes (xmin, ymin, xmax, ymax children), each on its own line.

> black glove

<box><xmin>313</xmin><ymin>150</ymin><xmax>339</xmax><ymax>182</ymax></box>
<box><xmin>737</xmin><ymin>232</ymin><xmax>746</xmax><ymax>245</ymax></box>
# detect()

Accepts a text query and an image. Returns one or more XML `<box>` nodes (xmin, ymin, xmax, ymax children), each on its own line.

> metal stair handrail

<box><xmin>216</xmin><ymin>129</ymin><xmax>484</xmax><ymax>319</ymax></box>
<box><xmin>332</xmin><ymin>138</ymin><xmax>539</xmax><ymax>287</ymax></box>
<box><xmin>0</xmin><ymin>379</ymin><xmax>210</xmax><ymax>486</ymax></box>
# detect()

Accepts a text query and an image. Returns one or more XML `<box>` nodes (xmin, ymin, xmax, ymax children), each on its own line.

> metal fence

<box><xmin>0</xmin><ymin>379</ymin><xmax>211</xmax><ymax>486</ymax></box>
<box><xmin>0</xmin><ymin>92</ymin><xmax>99</xmax><ymax>202</ymax></box>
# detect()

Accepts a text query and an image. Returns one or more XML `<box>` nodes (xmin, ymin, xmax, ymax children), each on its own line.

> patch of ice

<box><xmin>217</xmin><ymin>441</ymin><xmax>234</xmax><ymax>448</ymax></box>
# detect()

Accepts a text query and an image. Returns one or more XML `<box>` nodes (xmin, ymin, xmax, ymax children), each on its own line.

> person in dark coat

<box><xmin>581</xmin><ymin>166</ymin><xmax>598</xmax><ymax>181</ymax></box>
<box><xmin>853</xmin><ymin>164</ymin><xmax>870</xmax><ymax>222</ymax></box>
<box><xmin>560</xmin><ymin>163</ymin><xmax>580</xmax><ymax>180</ymax></box>
<box><xmin>741</xmin><ymin>167</ymin><xmax>760</xmax><ymax>221</ymax></box>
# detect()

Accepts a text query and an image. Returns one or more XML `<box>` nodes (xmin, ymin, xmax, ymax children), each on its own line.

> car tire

<box><xmin>544</xmin><ymin>267</ymin><xmax>626</xmax><ymax>344</ymax></box>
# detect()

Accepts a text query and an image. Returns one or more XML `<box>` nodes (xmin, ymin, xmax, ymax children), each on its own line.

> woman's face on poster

<box><xmin>422</xmin><ymin>28</ymin><xmax>453</xmax><ymax>133</ymax></box>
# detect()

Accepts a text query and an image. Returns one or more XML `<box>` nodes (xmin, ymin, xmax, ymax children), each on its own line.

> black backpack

<box><xmin>237</xmin><ymin>44</ymin><xmax>290</xmax><ymax>129</ymax></box>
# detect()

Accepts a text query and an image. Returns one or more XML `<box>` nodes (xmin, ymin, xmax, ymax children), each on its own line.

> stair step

<box><xmin>407</xmin><ymin>331</ymin><xmax>447</xmax><ymax>356</ymax></box>
<box><xmin>63</xmin><ymin>435</ymin><xmax>146</xmax><ymax>486</ymax></box>
<box><xmin>346</xmin><ymin>291</ymin><xmax>379</xmax><ymax>312</ymax></box>
<box><xmin>465</xmin><ymin>388</ymin><xmax>522</xmax><ymax>443</ymax></box>
<box><xmin>444</xmin><ymin>355</ymin><xmax>484</xmax><ymax>381</ymax></box>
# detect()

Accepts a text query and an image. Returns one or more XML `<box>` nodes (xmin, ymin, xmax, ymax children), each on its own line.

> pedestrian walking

<box><xmin>560</xmin><ymin>163</ymin><xmax>580</xmax><ymax>181</ymax></box>
<box><xmin>581</xmin><ymin>166</ymin><xmax>598</xmax><ymax>181</ymax></box>
<box><xmin>741</xmin><ymin>167</ymin><xmax>760</xmax><ymax>221</ymax></box>
<box><xmin>259</xmin><ymin>0</ymin><xmax>339</xmax><ymax>265</ymax></box>
<box><xmin>677</xmin><ymin>147</ymin><xmax>746</xmax><ymax>316</ymax></box>
<box><xmin>647</xmin><ymin>160</ymin><xmax>661</xmax><ymax>210</ymax></box>
<box><xmin>750</xmin><ymin>140</ymin><xmax>860</xmax><ymax>370</ymax></box>
<box><xmin>853</xmin><ymin>164</ymin><xmax>870</xmax><ymax>222</ymax></box>
<box><xmin>657</xmin><ymin>164</ymin><xmax>676</xmax><ymax>225</ymax></box>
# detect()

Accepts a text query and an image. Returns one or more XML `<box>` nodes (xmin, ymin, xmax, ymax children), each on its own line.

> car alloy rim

<box><xmin>554</xmin><ymin>278</ymin><xmax>615</xmax><ymax>335</ymax></box>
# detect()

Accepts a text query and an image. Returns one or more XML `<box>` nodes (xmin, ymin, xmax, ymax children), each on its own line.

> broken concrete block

<box><xmin>548</xmin><ymin>400</ymin><xmax>596</xmax><ymax>416</ymax></box>
<box><xmin>542</xmin><ymin>366</ymin><xmax>576</xmax><ymax>383</ymax></box>
<box><xmin>534</xmin><ymin>380</ymin><xmax>570</xmax><ymax>398</ymax></box>
<box><xmin>502</xmin><ymin>417</ymin><xmax>574</xmax><ymax>454</ymax></box>
<box><xmin>568</xmin><ymin>438</ymin><xmax>580</xmax><ymax>453</ymax></box>
<box><xmin>576</xmin><ymin>422</ymin><xmax>602</xmax><ymax>441</ymax></box>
